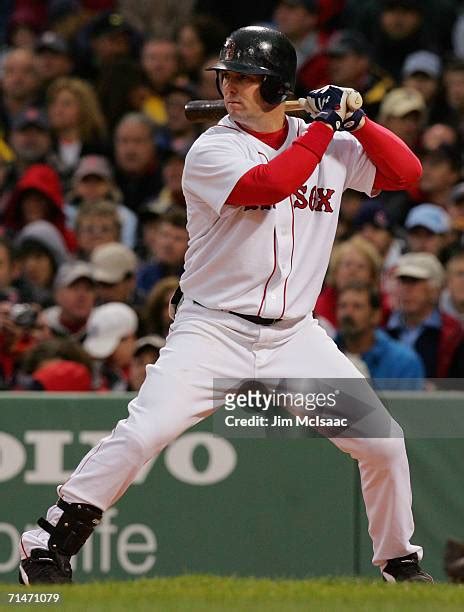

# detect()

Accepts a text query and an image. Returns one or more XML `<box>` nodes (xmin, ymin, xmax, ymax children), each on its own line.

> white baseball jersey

<box><xmin>181</xmin><ymin>115</ymin><xmax>376</xmax><ymax>319</ymax></box>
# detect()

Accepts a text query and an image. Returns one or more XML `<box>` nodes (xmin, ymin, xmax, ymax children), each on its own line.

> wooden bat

<box><xmin>185</xmin><ymin>91</ymin><xmax>363</xmax><ymax>122</ymax></box>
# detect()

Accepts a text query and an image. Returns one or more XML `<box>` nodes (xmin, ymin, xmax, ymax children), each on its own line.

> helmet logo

<box><xmin>223</xmin><ymin>38</ymin><xmax>236</xmax><ymax>61</ymax></box>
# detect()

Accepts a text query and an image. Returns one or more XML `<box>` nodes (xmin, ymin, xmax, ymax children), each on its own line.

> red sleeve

<box><xmin>226</xmin><ymin>122</ymin><xmax>334</xmax><ymax>206</ymax></box>
<box><xmin>352</xmin><ymin>117</ymin><xmax>422</xmax><ymax>191</ymax></box>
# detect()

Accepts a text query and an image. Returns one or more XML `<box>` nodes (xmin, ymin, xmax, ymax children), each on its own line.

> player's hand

<box><xmin>299</xmin><ymin>86</ymin><xmax>350</xmax><ymax>118</ymax></box>
<box><xmin>342</xmin><ymin>109</ymin><xmax>366</xmax><ymax>132</ymax></box>
<box><xmin>298</xmin><ymin>86</ymin><xmax>350</xmax><ymax>131</ymax></box>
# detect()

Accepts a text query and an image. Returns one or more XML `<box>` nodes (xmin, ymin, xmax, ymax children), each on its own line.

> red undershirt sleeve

<box><xmin>226</xmin><ymin>122</ymin><xmax>334</xmax><ymax>206</ymax></box>
<box><xmin>352</xmin><ymin>117</ymin><xmax>422</xmax><ymax>191</ymax></box>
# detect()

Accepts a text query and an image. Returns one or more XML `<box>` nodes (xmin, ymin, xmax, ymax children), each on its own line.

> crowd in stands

<box><xmin>1</xmin><ymin>0</ymin><xmax>464</xmax><ymax>392</ymax></box>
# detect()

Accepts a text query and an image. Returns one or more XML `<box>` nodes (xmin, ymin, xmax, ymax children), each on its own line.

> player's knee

<box><xmin>357</xmin><ymin>437</ymin><xmax>406</xmax><ymax>466</ymax></box>
<box><xmin>116</xmin><ymin>418</ymin><xmax>167</xmax><ymax>463</ymax></box>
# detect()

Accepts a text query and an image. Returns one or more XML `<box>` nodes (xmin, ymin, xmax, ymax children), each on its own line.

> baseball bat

<box><xmin>185</xmin><ymin>91</ymin><xmax>363</xmax><ymax>122</ymax></box>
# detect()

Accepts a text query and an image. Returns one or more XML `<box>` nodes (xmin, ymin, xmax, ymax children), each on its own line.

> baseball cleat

<box><xmin>19</xmin><ymin>548</ymin><xmax>72</xmax><ymax>585</ymax></box>
<box><xmin>381</xmin><ymin>553</ymin><xmax>433</xmax><ymax>583</ymax></box>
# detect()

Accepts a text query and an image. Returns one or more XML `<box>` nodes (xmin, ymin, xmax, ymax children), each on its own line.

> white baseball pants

<box><xmin>21</xmin><ymin>298</ymin><xmax>422</xmax><ymax>567</ymax></box>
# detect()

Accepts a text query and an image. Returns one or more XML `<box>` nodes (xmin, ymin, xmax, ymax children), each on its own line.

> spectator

<box><xmin>176</xmin><ymin>15</ymin><xmax>227</xmax><ymax>84</ymax></box>
<box><xmin>326</xmin><ymin>30</ymin><xmax>394</xmax><ymax>118</ymax></box>
<box><xmin>156</xmin><ymin>85</ymin><xmax>199</xmax><ymax>156</ymax></box>
<box><xmin>401</xmin><ymin>50</ymin><xmax>451</xmax><ymax>125</ymax></box>
<box><xmin>366</xmin><ymin>0</ymin><xmax>436</xmax><ymax>82</ymax></box>
<box><xmin>43</xmin><ymin>261</ymin><xmax>95</xmax><ymax>342</ymax></box>
<box><xmin>5</xmin><ymin>4</ymin><xmax>46</xmax><ymax>51</ymax></box>
<box><xmin>448</xmin><ymin>182</ymin><xmax>464</xmax><ymax>247</ymax></box>
<box><xmin>154</xmin><ymin>151</ymin><xmax>186</xmax><ymax>211</ymax></box>
<box><xmin>141</xmin><ymin>275</ymin><xmax>179</xmax><ymax>337</ymax></box>
<box><xmin>14</xmin><ymin>220</ymin><xmax>70</xmax><ymax>307</ymax></box>
<box><xmin>0</xmin><ymin>48</ymin><xmax>42</xmax><ymax>136</ymax></box>
<box><xmin>377</xmin><ymin>87</ymin><xmax>426</xmax><ymax>150</ymax></box>
<box><xmin>34</xmin><ymin>32</ymin><xmax>74</xmax><ymax>91</ymax></box>
<box><xmin>418</xmin><ymin>145</ymin><xmax>462</xmax><ymax>209</ymax></box>
<box><xmin>353</xmin><ymin>199</ymin><xmax>403</xmax><ymax>295</ymax></box>
<box><xmin>75</xmin><ymin>200</ymin><xmax>121</xmax><ymax>260</ymax></box>
<box><xmin>0</xmin><ymin>300</ymin><xmax>51</xmax><ymax>389</ymax></box>
<box><xmin>2</xmin><ymin>163</ymin><xmax>76</xmax><ymax>251</ymax></box>
<box><xmin>314</xmin><ymin>235</ymin><xmax>385</xmax><ymax>336</ymax></box>
<box><xmin>421</xmin><ymin>123</ymin><xmax>460</xmax><ymax>152</ymax></box>
<box><xmin>66</xmin><ymin>155</ymin><xmax>137</xmax><ymax>248</ymax></box>
<box><xmin>273</xmin><ymin>0</ymin><xmax>329</xmax><ymax>93</ymax></box>
<box><xmin>88</xmin><ymin>11</ymin><xmax>139</xmax><ymax>65</ymax></box>
<box><xmin>404</xmin><ymin>203</ymin><xmax>451</xmax><ymax>260</ymax></box>
<box><xmin>17</xmin><ymin>337</ymin><xmax>94</xmax><ymax>391</ymax></box>
<box><xmin>198</xmin><ymin>54</ymin><xmax>221</xmax><ymax>102</ymax></box>
<box><xmin>91</xmin><ymin>242</ymin><xmax>143</xmax><ymax>307</ymax></box>
<box><xmin>0</xmin><ymin>236</ymin><xmax>35</xmax><ymax>304</ymax></box>
<box><xmin>440</xmin><ymin>248</ymin><xmax>464</xmax><ymax>325</ymax></box>
<box><xmin>387</xmin><ymin>252</ymin><xmax>464</xmax><ymax>378</ymax></box>
<box><xmin>113</xmin><ymin>113</ymin><xmax>163</xmax><ymax>212</ymax></box>
<box><xmin>5</xmin><ymin>107</ymin><xmax>56</xmax><ymax>192</ymax></box>
<box><xmin>127</xmin><ymin>334</ymin><xmax>165</xmax><ymax>392</ymax></box>
<box><xmin>336</xmin><ymin>282</ymin><xmax>425</xmax><ymax>389</ymax></box>
<box><xmin>96</xmin><ymin>59</ymin><xmax>154</xmax><ymax>133</ymax></box>
<box><xmin>136</xmin><ymin>209</ymin><xmax>187</xmax><ymax>295</ymax></box>
<box><xmin>83</xmin><ymin>301</ymin><xmax>138</xmax><ymax>390</ymax></box>
<box><xmin>140</xmin><ymin>37</ymin><xmax>179</xmax><ymax>125</ymax></box>
<box><xmin>47</xmin><ymin>77</ymin><xmax>108</xmax><ymax>185</ymax></box>
<box><xmin>443</xmin><ymin>59</ymin><xmax>464</xmax><ymax>136</ymax></box>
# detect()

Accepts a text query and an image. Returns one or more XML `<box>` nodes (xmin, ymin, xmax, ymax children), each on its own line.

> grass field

<box><xmin>1</xmin><ymin>576</ymin><xmax>464</xmax><ymax>612</ymax></box>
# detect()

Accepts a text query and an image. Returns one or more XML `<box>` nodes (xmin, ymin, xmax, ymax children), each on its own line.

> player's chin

<box><xmin>226</xmin><ymin>101</ymin><xmax>244</xmax><ymax>116</ymax></box>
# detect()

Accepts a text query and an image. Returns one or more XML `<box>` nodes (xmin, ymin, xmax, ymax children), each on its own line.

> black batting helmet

<box><xmin>206</xmin><ymin>26</ymin><xmax>297</xmax><ymax>106</ymax></box>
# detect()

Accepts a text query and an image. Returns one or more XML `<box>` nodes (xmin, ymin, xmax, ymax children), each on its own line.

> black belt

<box><xmin>193</xmin><ymin>300</ymin><xmax>281</xmax><ymax>326</ymax></box>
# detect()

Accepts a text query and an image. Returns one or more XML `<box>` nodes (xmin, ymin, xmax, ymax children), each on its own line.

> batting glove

<box><xmin>342</xmin><ymin>109</ymin><xmax>366</xmax><ymax>132</ymax></box>
<box><xmin>298</xmin><ymin>86</ymin><xmax>349</xmax><ymax>131</ymax></box>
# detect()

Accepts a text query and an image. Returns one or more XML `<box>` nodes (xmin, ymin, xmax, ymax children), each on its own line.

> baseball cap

<box><xmin>395</xmin><ymin>252</ymin><xmax>444</xmax><ymax>284</ymax></box>
<box><xmin>54</xmin><ymin>261</ymin><xmax>94</xmax><ymax>290</ymax></box>
<box><xmin>12</xmin><ymin>107</ymin><xmax>49</xmax><ymax>131</ymax></box>
<box><xmin>451</xmin><ymin>182</ymin><xmax>464</xmax><ymax>204</ymax></box>
<box><xmin>378</xmin><ymin>88</ymin><xmax>426</xmax><ymax>121</ymax></box>
<box><xmin>91</xmin><ymin>242</ymin><xmax>137</xmax><ymax>284</ymax></box>
<box><xmin>36</xmin><ymin>31</ymin><xmax>69</xmax><ymax>55</ymax></box>
<box><xmin>134</xmin><ymin>334</ymin><xmax>166</xmax><ymax>356</ymax></box>
<box><xmin>354</xmin><ymin>200</ymin><xmax>394</xmax><ymax>232</ymax></box>
<box><xmin>84</xmin><ymin>302</ymin><xmax>138</xmax><ymax>359</ymax></box>
<box><xmin>327</xmin><ymin>30</ymin><xmax>371</xmax><ymax>57</ymax></box>
<box><xmin>91</xmin><ymin>12</ymin><xmax>132</xmax><ymax>38</ymax></box>
<box><xmin>15</xmin><ymin>220</ymin><xmax>69</xmax><ymax>268</ymax></box>
<box><xmin>405</xmin><ymin>204</ymin><xmax>451</xmax><ymax>234</ymax></box>
<box><xmin>74</xmin><ymin>155</ymin><xmax>113</xmax><ymax>181</ymax></box>
<box><xmin>402</xmin><ymin>50</ymin><xmax>441</xmax><ymax>79</ymax></box>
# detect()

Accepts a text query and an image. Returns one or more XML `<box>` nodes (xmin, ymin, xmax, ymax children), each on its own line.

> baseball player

<box><xmin>19</xmin><ymin>26</ymin><xmax>432</xmax><ymax>584</ymax></box>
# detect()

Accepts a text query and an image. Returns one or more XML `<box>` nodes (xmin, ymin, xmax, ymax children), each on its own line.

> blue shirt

<box><xmin>336</xmin><ymin>329</ymin><xmax>425</xmax><ymax>390</ymax></box>
<box><xmin>387</xmin><ymin>309</ymin><xmax>441</xmax><ymax>349</ymax></box>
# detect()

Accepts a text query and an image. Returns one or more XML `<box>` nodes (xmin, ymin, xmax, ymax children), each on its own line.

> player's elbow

<box><xmin>399</xmin><ymin>155</ymin><xmax>422</xmax><ymax>189</ymax></box>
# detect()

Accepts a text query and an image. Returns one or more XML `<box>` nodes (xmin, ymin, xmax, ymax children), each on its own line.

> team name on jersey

<box><xmin>242</xmin><ymin>186</ymin><xmax>335</xmax><ymax>213</ymax></box>
<box><xmin>293</xmin><ymin>185</ymin><xmax>335</xmax><ymax>213</ymax></box>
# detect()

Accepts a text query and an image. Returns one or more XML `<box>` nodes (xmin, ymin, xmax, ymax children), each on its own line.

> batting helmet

<box><xmin>207</xmin><ymin>26</ymin><xmax>297</xmax><ymax>106</ymax></box>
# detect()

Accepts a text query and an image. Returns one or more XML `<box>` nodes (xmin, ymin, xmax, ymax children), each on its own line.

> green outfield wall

<box><xmin>0</xmin><ymin>393</ymin><xmax>463</xmax><ymax>582</ymax></box>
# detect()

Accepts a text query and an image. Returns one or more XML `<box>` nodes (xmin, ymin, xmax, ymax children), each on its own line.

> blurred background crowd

<box><xmin>1</xmin><ymin>0</ymin><xmax>464</xmax><ymax>392</ymax></box>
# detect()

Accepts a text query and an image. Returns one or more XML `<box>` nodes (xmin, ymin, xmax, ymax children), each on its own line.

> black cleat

<box><xmin>382</xmin><ymin>553</ymin><xmax>434</xmax><ymax>583</ymax></box>
<box><xmin>19</xmin><ymin>548</ymin><xmax>72</xmax><ymax>585</ymax></box>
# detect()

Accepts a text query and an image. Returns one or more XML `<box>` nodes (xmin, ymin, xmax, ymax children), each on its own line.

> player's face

<box><xmin>221</xmin><ymin>71</ymin><xmax>267</xmax><ymax>122</ymax></box>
